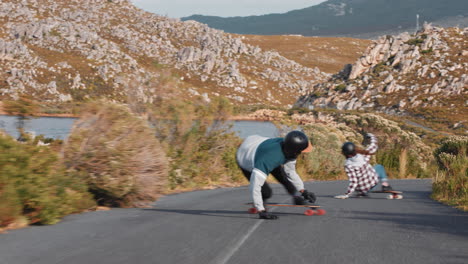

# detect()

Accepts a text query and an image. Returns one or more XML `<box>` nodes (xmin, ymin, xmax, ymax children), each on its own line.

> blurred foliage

<box><xmin>149</xmin><ymin>97</ymin><xmax>245</xmax><ymax>190</ymax></box>
<box><xmin>62</xmin><ymin>101</ymin><xmax>169</xmax><ymax>207</ymax></box>
<box><xmin>3</xmin><ymin>95</ymin><xmax>39</xmax><ymax>130</ymax></box>
<box><xmin>0</xmin><ymin>132</ymin><xmax>94</xmax><ymax>227</ymax></box>
<box><xmin>432</xmin><ymin>136</ymin><xmax>467</xmax><ymax>210</ymax></box>
<box><xmin>2</xmin><ymin>95</ymin><xmax>39</xmax><ymax>118</ymax></box>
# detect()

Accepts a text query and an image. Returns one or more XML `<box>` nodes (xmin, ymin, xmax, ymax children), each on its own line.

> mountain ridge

<box><xmin>183</xmin><ymin>0</ymin><xmax>468</xmax><ymax>39</ymax></box>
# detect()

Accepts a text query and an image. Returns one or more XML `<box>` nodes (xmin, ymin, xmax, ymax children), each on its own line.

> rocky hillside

<box><xmin>295</xmin><ymin>24</ymin><xmax>468</xmax><ymax>131</ymax></box>
<box><xmin>183</xmin><ymin>0</ymin><xmax>468</xmax><ymax>39</ymax></box>
<box><xmin>0</xmin><ymin>0</ymin><xmax>335</xmax><ymax>110</ymax></box>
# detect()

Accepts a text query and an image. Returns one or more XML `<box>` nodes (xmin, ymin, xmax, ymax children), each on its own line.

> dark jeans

<box><xmin>240</xmin><ymin>166</ymin><xmax>297</xmax><ymax>200</ymax></box>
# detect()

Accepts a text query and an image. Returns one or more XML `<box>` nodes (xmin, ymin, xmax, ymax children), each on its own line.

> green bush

<box><xmin>334</xmin><ymin>84</ymin><xmax>347</xmax><ymax>93</ymax></box>
<box><xmin>406</xmin><ymin>38</ymin><xmax>424</xmax><ymax>46</ymax></box>
<box><xmin>432</xmin><ymin>136</ymin><xmax>467</xmax><ymax>210</ymax></box>
<box><xmin>0</xmin><ymin>133</ymin><xmax>94</xmax><ymax>227</ymax></box>
<box><xmin>62</xmin><ymin>101</ymin><xmax>169</xmax><ymax>207</ymax></box>
<box><xmin>421</xmin><ymin>48</ymin><xmax>433</xmax><ymax>54</ymax></box>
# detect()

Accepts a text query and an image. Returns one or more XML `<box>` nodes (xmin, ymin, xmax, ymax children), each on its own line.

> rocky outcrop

<box><xmin>0</xmin><ymin>0</ymin><xmax>328</xmax><ymax>106</ymax></box>
<box><xmin>296</xmin><ymin>24</ymin><xmax>468</xmax><ymax>113</ymax></box>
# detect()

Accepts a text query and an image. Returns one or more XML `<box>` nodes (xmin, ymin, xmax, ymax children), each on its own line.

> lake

<box><xmin>0</xmin><ymin>116</ymin><xmax>280</xmax><ymax>140</ymax></box>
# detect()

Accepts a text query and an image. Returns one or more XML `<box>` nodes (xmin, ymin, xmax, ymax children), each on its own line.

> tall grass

<box><xmin>432</xmin><ymin>136</ymin><xmax>467</xmax><ymax>210</ymax></box>
<box><xmin>148</xmin><ymin>97</ymin><xmax>245</xmax><ymax>190</ymax></box>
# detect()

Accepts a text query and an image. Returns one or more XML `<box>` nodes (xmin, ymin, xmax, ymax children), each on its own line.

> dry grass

<box><xmin>62</xmin><ymin>101</ymin><xmax>169</xmax><ymax>207</ymax></box>
<box><xmin>238</xmin><ymin>34</ymin><xmax>370</xmax><ymax>73</ymax></box>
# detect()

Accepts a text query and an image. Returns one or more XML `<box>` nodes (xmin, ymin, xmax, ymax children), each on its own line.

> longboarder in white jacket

<box><xmin>334</xmin><ymin>133</ymin><xmax>394</xmax><ymax>199</ymax></box>
<box><xmin>236</xmin><ymin>130</ymin><xmax>316</xmax><ymax>220</ymax></box>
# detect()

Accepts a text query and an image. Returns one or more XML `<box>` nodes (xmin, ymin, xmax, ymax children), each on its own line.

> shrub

<box><xmin>406</xmin><ymin>38</ymin><xmax>424</xmax><ymax>46</ymax></box>
<box><xmin>372</xmin><ymin>62</ymin><xmax>387</xmax><ymax>75</ymax></box>
<box><xmin>62</xmin><ymin>101</ymin><xmax>169</xmax><ymax>207</ymax></box>
<box><xmin>0</xmin><ymin>133</ymin><xmax>94</xmax><ymax>227</ymax></box>
<box><xmin>421</xmin><ymin>48</ymin><xmax>433</xmax><ymax>54</ymax></box>
<box><xmin>297</xmin><ymin>124</ymin><xmax>350</xmax><ymax>181</ymax></box>
<box><xmin>149</xmin><ymin>97</ymin><xmax>244</xmax><ymax>190</ymax></box>
<box><xmin>432</xmin><ymin>136</ymin><xmax>467</xmax><ymax>210</ymax></box>
<box><xmin>334</xmin><ymin>84</ymin><xmax>347</xmax><ymax>93</ymax></box>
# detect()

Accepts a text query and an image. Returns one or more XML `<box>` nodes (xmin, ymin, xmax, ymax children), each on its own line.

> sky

<box><xmin>131</xmin><ymin>0</ymin><xmax>327</xmax><ymax>18</ymax></box>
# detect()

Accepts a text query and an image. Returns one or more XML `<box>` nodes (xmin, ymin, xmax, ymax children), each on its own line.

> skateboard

<box><xmin>371</xmin><ymin>190</ymin><xmax>403</xmax><ymax>199</ymax></box>
<box><xmin>246</xmin><ymin>203</ymin><xmax>326</xmax><ymax>216</ymax></box>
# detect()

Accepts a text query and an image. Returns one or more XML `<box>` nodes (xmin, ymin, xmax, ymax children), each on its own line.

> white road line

<box><xmin>211</xmin><ymin>200</ymin><xmax>284</xmax><ymax>264</ymax></box>
<box><xmin>214</xmin><ymin>219</ymin><xmax>263</xmax><ymax>264</ymax></box>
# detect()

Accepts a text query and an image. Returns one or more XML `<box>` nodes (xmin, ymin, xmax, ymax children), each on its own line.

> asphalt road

<box><xmin>1</xmin><ymin>179</ymin><xmax>467</xmax><ymax>264</ymax></box>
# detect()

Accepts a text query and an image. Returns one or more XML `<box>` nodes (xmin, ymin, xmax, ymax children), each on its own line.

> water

<box><xmin>0</xmin><ymin>116</ymin><xmax>280</xmax><ymax>140</ymax></box>
<box><xmin>0</xmin><ymin>115</ymin><xmax>77</xmax><ymax>140</ymax></box>
<box><xmin>227</xmin><ymin>120</ymin><xmax>280</xmax><ymax>138</ymax></box>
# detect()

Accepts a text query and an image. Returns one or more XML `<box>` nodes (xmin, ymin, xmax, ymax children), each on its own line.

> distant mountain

<box><xmin>182</xmin><ymin>0</ymin><xmax>468</xmax><ymax>38</ymax></box>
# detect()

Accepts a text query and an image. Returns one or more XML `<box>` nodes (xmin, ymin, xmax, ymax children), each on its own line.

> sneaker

<box><xmin>382</xmin><ymin>185</ymin><xmax>393</xmax><ymax>192</ymax></box>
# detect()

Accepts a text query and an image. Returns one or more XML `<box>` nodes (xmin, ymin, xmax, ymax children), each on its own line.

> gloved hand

<box><xmin>334</xmin><ymin>194</ymin><xmax>349</xmax><ymax>199</ymax></box>
<box><xmin>301</xmin><ymin>189</ymin><xmax>316</xmax><ymax>203</ymax></box>
<box><xmin>258</xmin><ymin>210</ymin><xmax>278</xmax><ymax>220</ymax></box>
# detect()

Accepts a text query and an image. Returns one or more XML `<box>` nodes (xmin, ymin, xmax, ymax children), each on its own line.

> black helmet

<box><xmin>283</xmin><ymin>131</ymin><xmax>311</xmax><ymax>158</ymax></box>
<box><xmin>341</xmin><ymin>142</ymin><xmax>356</xmax><ymax>156</ymax></box>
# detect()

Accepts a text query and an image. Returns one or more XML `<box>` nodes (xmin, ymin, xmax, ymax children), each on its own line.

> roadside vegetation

<box><xmin>147</xmin><ymin>97</ymin><xmax>245</xmax><ymax>190</ymax></box>
<box><xmin>275</xmin><ymin>109</ymin><xmax>433</xmax><ymax>181</ymax></box>
<box><xmin>1</xmin><ymin>100</ymin><xmax>466</xmax><ymax>231</ymax></box>
<box><xmin>62</xmin><ymin>101</ymin><xmax>169</xmax><ymax>207</ymax></box>
<box><xmin>432</xmin><ymin>136</ymin><xmax>468</xmax><ymax>210</ymax></box>
<box><xmin>0</xmin><ymin>132</ymin><xmax>95</xmax><ymax>228</ymax></box>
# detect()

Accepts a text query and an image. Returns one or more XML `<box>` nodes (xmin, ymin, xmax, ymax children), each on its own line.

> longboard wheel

<box><xmin>304</xmin><ymin>209</ymin><xmax>315</xmax><ymax>216</ymax></box>
<box><xmin>248</xmin><ymin>207</ymin><xmax>258</xmax><ymax>214</ymax></box>
<box><xmin>387</xmin><ymin>194</ymin><xmax>394</xmax><ymax>199</ymax></box>
<box><xmin>395</xmin><ymin>195</ymin><xmax>403</xmax><ymax>199</ymax></box>
<box><xmin>316</xmin><ymin>209</ymin><xmax>326</xmax><ymax>216</ymax></box>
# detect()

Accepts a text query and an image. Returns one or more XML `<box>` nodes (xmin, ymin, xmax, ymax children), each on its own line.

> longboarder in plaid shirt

<box><xmin>334</xmin><ymin>133</ymin><xmax>393</xmax><ymax>199</ymax></box>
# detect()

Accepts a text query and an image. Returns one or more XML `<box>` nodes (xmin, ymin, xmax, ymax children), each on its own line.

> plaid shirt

<box><xmin>344</xmin><ymin>134</ymin><xmax>378</xmax><ymax>195</ymax></box>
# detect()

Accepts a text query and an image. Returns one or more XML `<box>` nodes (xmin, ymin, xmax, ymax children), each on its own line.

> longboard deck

<box><xmin>371</xmin><ymin>190</ymin><xmax>402</xmax><ymax>194</ymax></box>
<box><xmin>245</xmin><ymin>202</ymin><xmax>320</xmax><ymax>208</ymax></box>
<box><xmin>245</xmin><ymin>202</ymin><xmax>325</xmax><ymax>216</ymax></box>
<box><xmin>370</xmin><ymin>190</ymin><xmax>403</xmax><ymax>199</ymax></box>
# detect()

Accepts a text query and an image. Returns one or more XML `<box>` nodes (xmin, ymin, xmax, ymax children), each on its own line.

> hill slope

<box><xmin>2</xmin><ymin>0</ymin><xmax>369</xmax><ymax>110</ymax></box>
<box><xmin>237</xmin><ymin>35</ymin><xmax>370</xmax><ymax>74</ymax></box>
<box><xmin>295</xmin><ymin>24</ymin><xmax>468</xmax><ymax>133</ymax></box>
<box><xmin>183</xmin><ymin>0</ymin><xmax>468</xmax><ymax>38</ymax></box>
